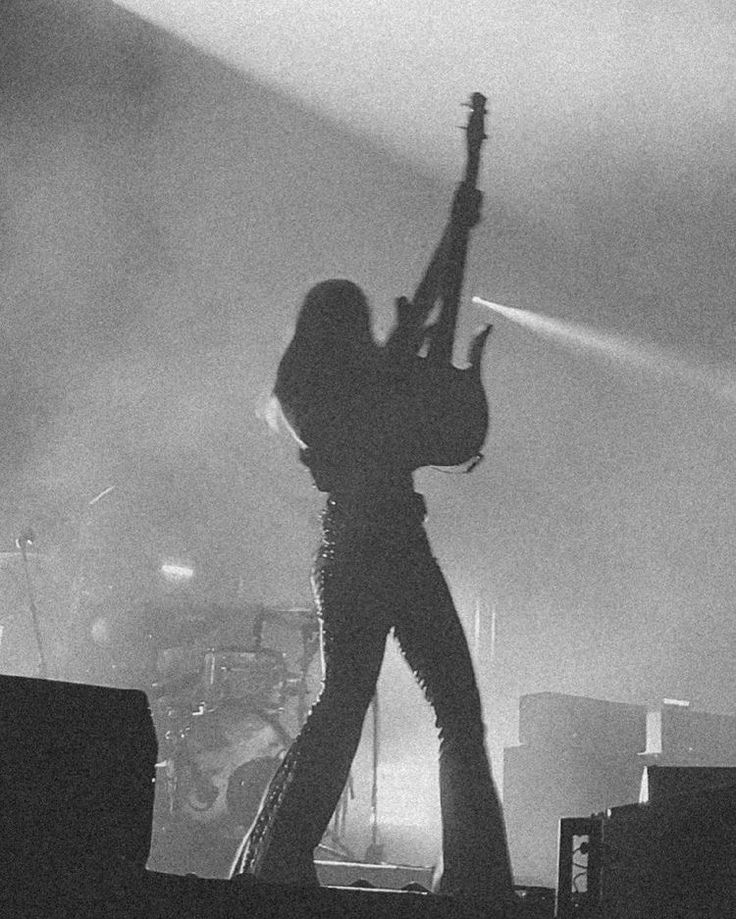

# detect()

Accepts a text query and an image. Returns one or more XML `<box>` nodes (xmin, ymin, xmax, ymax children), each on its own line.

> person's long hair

<box><xmin>272</xmin><ymin>279</ymin><xmax>378</xmax><ymax>444</ymax></box>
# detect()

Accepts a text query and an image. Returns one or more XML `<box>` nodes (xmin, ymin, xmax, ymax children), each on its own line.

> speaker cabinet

<box><xmin>557</xmin><ymin>781</ymin><xmax>736</xmax><ymax>918</ymax></box>
<box><xmin>0</xmin><ymin>675</ymin><xmax>157</xmax><ymax>875</ymax></box>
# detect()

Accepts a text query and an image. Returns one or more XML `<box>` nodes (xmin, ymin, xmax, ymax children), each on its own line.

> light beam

<box><xmin>473</xmin><ymin>296</ymin><xmax>736</xmax><ymax>405</ymax></box>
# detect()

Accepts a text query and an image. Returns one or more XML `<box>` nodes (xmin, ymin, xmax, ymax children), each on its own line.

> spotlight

<box><xmin>160</xmin><ymin>562</ymin><xmax>195</xmax><ymax>583</ymax></box>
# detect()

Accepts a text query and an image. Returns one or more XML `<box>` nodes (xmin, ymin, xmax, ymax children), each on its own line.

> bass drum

<box><xmin>149</xmin><ymin>703</ymin><xmax>290</xmax><ymax>878</ymax></box>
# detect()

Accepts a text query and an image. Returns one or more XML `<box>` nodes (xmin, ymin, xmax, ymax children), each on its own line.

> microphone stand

<box><xmin>16</xmin><ymin>533</ymin><xmax>49</xmax><ymax>679</ymax></box>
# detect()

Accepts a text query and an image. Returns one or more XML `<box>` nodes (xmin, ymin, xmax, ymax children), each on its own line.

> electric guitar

<box><xmin>410</xmin><ymin>92</ymin><xmax>489</xmax><ymax>468</ymax></box>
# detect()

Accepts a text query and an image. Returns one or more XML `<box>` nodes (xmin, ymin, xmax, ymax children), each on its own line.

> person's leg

<box><xmin>233</xmin><ymin>550</ymin><xmax>389</xmax><ymax>885</ymax></box>
<box><xmin>392</xmin><ymin>540</ymin><xmax>514</xmax><ymax>906</ymax></box>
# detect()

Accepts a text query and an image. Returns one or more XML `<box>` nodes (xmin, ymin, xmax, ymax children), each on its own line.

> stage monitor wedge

<box><xmin>0</xmin><ymin>674</ymin><xmax>157</xmax><ymax>875</ymax></box>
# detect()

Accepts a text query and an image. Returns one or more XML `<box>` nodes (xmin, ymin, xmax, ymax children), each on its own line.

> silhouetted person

<box><xmin>232</xmin><ymin>181</ymin><xmax>516</xmax><ymax>916</ymax></box>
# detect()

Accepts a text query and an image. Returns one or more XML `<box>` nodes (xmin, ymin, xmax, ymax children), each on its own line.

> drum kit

<box><xmin>146</xmin><ymin>604</ymin><xmax>322</xmax><ymax>878</ymax></box>
<box><xmin>0</xmin><ymin>532</ymin><xmax>361</xmax><ymax>877</ymax></box>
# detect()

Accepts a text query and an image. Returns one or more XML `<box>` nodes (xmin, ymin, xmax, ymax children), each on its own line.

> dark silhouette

<box><xmin>231</xmin><ymin>166</ymin><xmax>516</xmax><ymax>915</ymax></box>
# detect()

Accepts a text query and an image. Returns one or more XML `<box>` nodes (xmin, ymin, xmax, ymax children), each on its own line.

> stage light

<box><xmin>160</xmin><ymin>562</ymin><xmax>194</xmax><ymax>583</ymax></box>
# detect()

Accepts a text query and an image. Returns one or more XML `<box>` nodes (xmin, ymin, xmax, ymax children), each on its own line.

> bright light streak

<box><xmin>160</xmin><ymin>562</ymin><xmax>195</xmax><ymax>583</ymax></box>
<box><xmin>473</xmin><ymin>296</ymin><xmax>736</xmax><ymax>405</ymax></box>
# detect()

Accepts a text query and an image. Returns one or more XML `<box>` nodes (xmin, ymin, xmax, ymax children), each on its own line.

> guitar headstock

<box><xmin>462</xmin><ymin>92</ymin><xmax>487</xmax><ymax>189</ymax></box>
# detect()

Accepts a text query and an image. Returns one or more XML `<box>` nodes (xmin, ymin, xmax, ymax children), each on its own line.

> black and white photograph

<box><xmin>0</xmin><ymin>1</ymin><xmax>734</xmax><ymax>916</ymax></box>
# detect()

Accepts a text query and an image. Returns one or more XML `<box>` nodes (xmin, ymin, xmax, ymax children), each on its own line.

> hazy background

<box><xmin>1</xmin><ymin>0</ymin><xmax>734</xmax><ymax>871</ymax></box>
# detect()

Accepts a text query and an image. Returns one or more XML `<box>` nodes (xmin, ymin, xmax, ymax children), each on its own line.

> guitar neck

<box><xmin>462</xmin><ymin>92</ymin><xmax>486</xmax><ymax>190</ymax></box>
<box><xmin>428</xmin><ymin>93</ymin><xmax>486</xmax><ymax>366</ymax></box>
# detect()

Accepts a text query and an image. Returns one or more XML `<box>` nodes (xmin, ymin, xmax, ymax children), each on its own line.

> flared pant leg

<box><xmin>235</xmin><ymin>499</ymin><xmax>513</xmax><ymax>907</ymax></box>
<box><xmin>232</xmin><ymin>585</ymin><xmax>390</xmax><ymax>884</ymax></box>
<box><xmin>390</xmin><ymin>540</ymin><xmax>514</xmax><ymax>904</ymax></box>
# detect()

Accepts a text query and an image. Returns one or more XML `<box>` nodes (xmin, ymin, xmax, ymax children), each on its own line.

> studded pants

<box><xmin>232</xmin><ymin>493</ymin><xmax>514</xmax><ymax>902</ymax></box>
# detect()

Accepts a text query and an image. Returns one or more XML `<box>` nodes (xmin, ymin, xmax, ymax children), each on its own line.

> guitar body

<box><xmin>409</xmin><ymin>361</ymin><xmax>488</xmax><ymax>467</ymax></box>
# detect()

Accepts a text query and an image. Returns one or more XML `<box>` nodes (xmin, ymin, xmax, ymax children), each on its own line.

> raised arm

<box><xmin>383</xmin><ymin>184</ymin><xmax>483</xmax><ymax>362</ymax></box>
<box><xmin>412</xmin><ymin>219</ymin><xmax>454</xmax><ymax>317</ymax></box>
<box><xmin>385</xmin><ymin>92</ymin><xmax>487</xmax><ymax>369</ymax></box>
